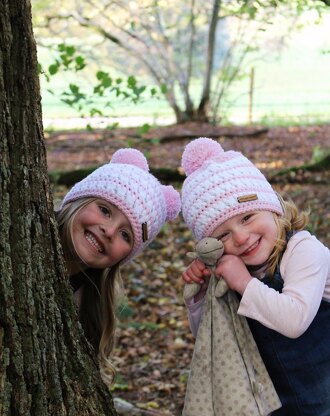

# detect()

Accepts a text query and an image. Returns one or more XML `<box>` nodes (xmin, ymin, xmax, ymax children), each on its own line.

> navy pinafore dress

<box><xmin>247</xmin><ymin>239</ymin><xmax>330</xmax><ymax>415</ymax></box>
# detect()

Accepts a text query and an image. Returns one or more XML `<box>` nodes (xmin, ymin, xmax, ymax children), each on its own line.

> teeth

<box><xmin>85</xmin><ymin>232</ymin><xmax>104</xmax><ymax>253</ymax></box>
<box><xmin>245</xmin><ymin>241</ymin><xmax>259</xmax><ymax>254</ymax></box>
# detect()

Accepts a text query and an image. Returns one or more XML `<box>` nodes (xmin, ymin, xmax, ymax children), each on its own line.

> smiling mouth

<box><xmin>242</xmin><ymin>239</ymin><xmax>260</xmax><ymax>256</ymax></box>
<box><xmin>85</xmin><ymin>231</ymin><xmax>105</xmax><ymax>253</ymax></box>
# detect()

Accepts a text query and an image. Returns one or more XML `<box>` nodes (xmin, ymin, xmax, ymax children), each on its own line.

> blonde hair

<box><xmin>56</xmin><ymin>197</ymin><xmax>124</xmax><ymax>386</ymax></box>
<box><xmin>266</xmin><ymin>195</ymin><xmax>309</xmax><ymax>276</ymax></box>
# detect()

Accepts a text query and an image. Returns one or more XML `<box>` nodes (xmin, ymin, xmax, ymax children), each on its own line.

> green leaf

<box><xmin>65</xmin><ymin>46</ymin><xmax>76</xmax><ymax>56</ymax></box>
<box><xmin>150</xmin><ymin>87</ymin><xmax>157</xmax><ymax>96</ymax></box>
<box><xmin>69</xmin><ymin>84</ymin><xmax>79</xmax><ymax>94</ymax></box>
<box><xmin>58</xmin><ymin>43</ymin><xmax>66</xmax><ymax>52</ymax></box>
<box><xmin>117</xmin><ymin>302</ymin><xmax>135</xmax><ymax>320</ymax></box>
<box><xmin>160</xmin><ymin>84</ymin><xmax>167</xmax><ymax>94</ymax></box>
<box><xmin>96</xmin><ymin>70</ymin><xmax>107</xmax><ymax>80</ymax></box>
<box><xmin>48</xmin><ymin>63</ymin><xmax>59</xmax><ymax>75</ymax></box>
<box><xmin>75</xmin><ymin>56</ymin><xmax>86</xmax><ymax>71</ymax></box>
<box><xmin>90</xmin><ymin>108</ymin><xmax>103</xmax><ymax>116</ymax></box>
<box><xmin>95</xmin><ymin>71</ymin><xmax>112</xmax><ymax>92</ymax></box>
<box><xmin>127</xmin><ymin>75</ymin><xmax>137</xmax><ymax>88</ymax></box>
<box><xmin>138</xmin><ymin>123</ymin><xmax>151</xmax><ymax>134</ymax></box>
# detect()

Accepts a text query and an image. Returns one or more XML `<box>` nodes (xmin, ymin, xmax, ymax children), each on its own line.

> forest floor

<box><xmin>46</xmin><ymin>122</ymin><xmax>330</xmax><ymax>415</ymax></box>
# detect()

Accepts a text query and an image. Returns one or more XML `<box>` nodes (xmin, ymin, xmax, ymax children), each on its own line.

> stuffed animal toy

<box><xmin>182</xmin><ymin>237</ymin><xmax>281</xmax><ymax>415</ymax></box>
<box><xmin>183</xmin><ymin>237</ymin><xmax>226</xmax><ymax>300</ymax></box>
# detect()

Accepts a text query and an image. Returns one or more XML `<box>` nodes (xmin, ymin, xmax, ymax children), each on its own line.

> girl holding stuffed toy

<box><xmin>181</xmin><ymin>137</ymin><xmax>330</xmax><ymax>415</ymax></box>
<box><xmin>56</xmin><ymin>148</ymin><xmax>181</xmax><ymax>386</ymax></box>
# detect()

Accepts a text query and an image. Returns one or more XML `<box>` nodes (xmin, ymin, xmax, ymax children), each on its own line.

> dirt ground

<box><xmin>46</xmin><ymin>123</ymin><xmax>330</xmax><ymax>415</ymax></box>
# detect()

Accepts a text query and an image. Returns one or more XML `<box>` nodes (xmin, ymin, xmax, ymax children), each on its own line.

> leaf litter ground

<box><xmin>47</xmin><ymin>123</ymin><xmax>330</xmax><ymax>415</ymax></box>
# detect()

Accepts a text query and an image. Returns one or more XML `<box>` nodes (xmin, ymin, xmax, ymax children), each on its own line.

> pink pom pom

<box><xmin>111</xmin><ymin>148</ymin><xmax>149</xmax><ymax>171</ymax></box>
<box><xmin>181</xmin><ymin>137</ymin><xmax>224</xmax><ymax>176</ymax></box>
<box><xmin>162</xmin><ymin>185</ymin><xmax>181</xmax><ymax>221</ymax></box>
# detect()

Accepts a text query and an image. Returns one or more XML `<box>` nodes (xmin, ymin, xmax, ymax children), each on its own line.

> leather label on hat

<box><xmin>237</xmin><ymin>194</ymin><xmax>258</xmax><ymax>203</ymax></box>
<box><xmin>142</xmin><ymin>222</ymin><xmax>148</xmax><ymax>242</ymax></box>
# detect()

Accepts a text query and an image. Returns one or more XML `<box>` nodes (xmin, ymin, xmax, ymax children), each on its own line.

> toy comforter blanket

<box><xmin>182</xmin><ymin>238</ymin><xmax>281</xmax><ymax>416</ymax></box>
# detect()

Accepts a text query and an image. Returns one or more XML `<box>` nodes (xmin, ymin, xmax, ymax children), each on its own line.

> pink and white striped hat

<box><xmin>181</xmin><ymin>137</ymin><xmax>283</xmax><ymax>240</ymax></box>
<box><xmin>61</xmin><ymin>148</ymin><xmax>181</xmax><ymax>263</ymax></box>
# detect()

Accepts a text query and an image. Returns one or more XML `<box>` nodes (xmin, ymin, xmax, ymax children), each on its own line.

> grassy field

<box><xmin>38</xmin><ymin>13</ymin><xmax>330</xmax><ymax>128</ymax></box>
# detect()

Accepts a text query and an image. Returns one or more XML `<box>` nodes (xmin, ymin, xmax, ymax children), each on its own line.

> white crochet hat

<box><xmin>61</xmin><ymin>148</ymin><xmax>181</xmax><ymax>263</ymax></box>
<box><xmin>181</xmin><ymin>137</ymin><xmax>283</xmax><ymax>240</ymax></box>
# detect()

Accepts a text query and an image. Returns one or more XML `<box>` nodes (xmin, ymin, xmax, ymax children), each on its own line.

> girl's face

<box><xmin>72</xmin><ymin>199</ymin><xmax>134</xmax><ymax>270</ymax></box>
<box><xmin>211</xmin><ymin>211</ymin><xmax>278</xmax><ymax>267</ymax></box>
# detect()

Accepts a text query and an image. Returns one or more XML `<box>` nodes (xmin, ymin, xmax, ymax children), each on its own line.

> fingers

<box><xmin>214</xmin><ymin>254</ymin><xmax>252</xmax><ymax>294</ymax></box>
<box><xmin>182</xmin><ymin>259</ymin><xmax>210</xmax><ymax>284</ymax></box>
<box><xmin>203</xmin><ymin>268</ymin><xmax>211</xmax><ymax>277</ymax></box>
<box><xmin>182</xmin><ymin>269</ymin><xmax>203</xmax><ymax>284</ymax></box>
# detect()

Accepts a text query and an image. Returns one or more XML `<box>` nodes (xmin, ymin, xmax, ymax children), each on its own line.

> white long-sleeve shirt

<box><xmin>186</xmin><ymin>231</ymin><xmax>330</xmax><ymax>339</ymax></box>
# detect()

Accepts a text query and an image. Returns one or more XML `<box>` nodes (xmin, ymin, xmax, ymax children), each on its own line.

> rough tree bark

<box><xmin>0</xmin><ymin>1</ymin><xmax>116</xmax><ymax>415</ymax></box>
<box><xmin>197</xmin><ymin>0</ymin><xmax>221</xmax><ymax>122</ymax></box>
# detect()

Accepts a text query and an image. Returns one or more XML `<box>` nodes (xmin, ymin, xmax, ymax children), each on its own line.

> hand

<box><xmin>182</xmin><ymin>259</ymin><xmax>211</xmax><ymax>302</ymax></box>
<box><xmin>182</xmin><ymin>259</ymin><xmax>211</xmax><ymax>284</ymax></box>
<box><xmin>215</xmin><ymin>254</ymin><xmax>252</xmax><ymax>295</ymax></box>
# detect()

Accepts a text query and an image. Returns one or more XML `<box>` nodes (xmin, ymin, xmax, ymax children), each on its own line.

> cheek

<box><xmin>223</xmin><ymin>240</ymin><xmax>234</xmax><ymax>254</ymax></box>
<box><xmin>71</xmin><ymin>222</ymin><xmax>79</xmax><ymax>244</ymax></box>
<box><xmin>112</xmin><ymin>239</ymin><xmax>132</xmax><ymax>258</ymax></box>
<box><xmin>269</xmin><ymin>222</ymin><xmax>279</xmax><ymax>240</ymax></box>
<box><xmin>71</xmin><ymin>220</ymin><xmax>86</xmax><ymax>249</ymax></box>
<box><xmin>72</xmin><ymin>229</ymin><xmax>85</xmax><ymax>253</ymax></box>
<box><xmin>122</xmin><ymin>243</ymin><xmax>133</xmax><ymax>257</ymax></box>
<box><xmin>265</xmin><ymin>224</ymin><xmax>279</xmax><ymax>250</ymax></box>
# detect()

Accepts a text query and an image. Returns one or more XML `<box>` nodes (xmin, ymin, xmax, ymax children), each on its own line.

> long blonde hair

<box><xmin>56</xmin><ymin>197</ymin><xmax>124</xmax><ymax>386</ymax></box>
<box><xmin>267</xmin><ymin>195</ymin><xmax>309</xmax><ymax>276</ymax></box>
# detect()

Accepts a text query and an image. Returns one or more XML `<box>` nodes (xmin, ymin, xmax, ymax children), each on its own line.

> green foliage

<box><xmin>47</xmin><ymin>43</ymin><xmax>86</xmax><ymax>76</ymax></box>
<box><xmin>312</xmin><ymin>146</ymin><xmax>330</xmax><ymax>163</ymax></box>
<box><xmin>126</xmin><ymin>322</ymin><xmax>165</xmax><ymax>331</ymax></box>
<box><xmin>35</xmin><ymin>0</ymin><xmax>330</xmax><ymax>125</ymax></box>
<box><xmin>228</xmin><ymin>0</ymin><xmax>328</xmax><ymax>17</ymax></box>
<box><xmin>180</xmin><ymin>373</ymin><xmax>189</xmax><ymax>384</ymax></box>
<box><xmin>117</xmin><ymin>301</ymin><xmax>136</xmax><ymax>320</ymax></box>
<box><xmin>137</xmin><ymin>123</ymin><xmax>152</xmax><ymax>135</ymax></box>
<box><xmin>111</xmin><ymin>374</ymin><xmax>130</xmax><ymax>391</ymax></box>
<box><xmin>39</xmin><ymin>43</ymin><xmax>165</xmax><ymax>122</ymax></box>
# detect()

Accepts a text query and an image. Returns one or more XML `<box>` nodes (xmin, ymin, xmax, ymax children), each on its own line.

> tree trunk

<box><xmin>0</xmin><ymin>1</ymin><xmax>116</xmax><ymax>415</ymax></box>
<box><xmin>197</xmin><ymin>0</ymin><xmax>221</xmax><ymax>121</ymax></box>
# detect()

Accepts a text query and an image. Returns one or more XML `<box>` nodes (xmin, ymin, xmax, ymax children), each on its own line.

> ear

<box><xmin>187</xmin><ymin>252</ymin><xmax>198</xmax><ymax>260</ymax></box>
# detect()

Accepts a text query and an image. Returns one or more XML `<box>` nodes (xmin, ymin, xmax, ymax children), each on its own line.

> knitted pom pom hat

<box><xmin>181</xmin><ymin>137</ymin><xmax>283</xmax><ymax>240</ymax></box>
<box><xmin>61</xmin><ymin>148</ymin><xmax>181</xmax><ymax>263</ymax></box>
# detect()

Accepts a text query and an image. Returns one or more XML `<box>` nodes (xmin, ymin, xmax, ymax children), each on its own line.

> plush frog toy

<box><xmin>183</xmin><ymin>237</ymin><xmax>227</xmax><ymax>300</ymax></box>
<box><xmin>182</xmin><ymin>237</ymin><xmax>281</xmax><ymax>416</ymax></box>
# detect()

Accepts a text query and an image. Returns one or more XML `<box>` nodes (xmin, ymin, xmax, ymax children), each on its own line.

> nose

<box><xmin>100</xmin><ymin>222</ymin><xmax>115</xmax><ymax>239</ymax></box>
<box><xmin>232</xmin><ymin>229</ymin><xmax>249</xmax><ymax>246</ymax></box>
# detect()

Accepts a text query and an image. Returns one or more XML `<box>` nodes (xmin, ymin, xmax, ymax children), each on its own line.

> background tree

<box><xmin>33</xmin><ymin>0</ymin><xmax>328</xmax><ymax>124</ymax></box>
<box><xmin>0</xmin><ymin>1</ymin><xmax>116</xmax><ymax>414</ymax></box>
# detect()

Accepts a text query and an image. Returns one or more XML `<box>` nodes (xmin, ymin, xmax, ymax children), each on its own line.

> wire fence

<box><xmin>41</xmin><ymin>65</ymin><xmax>330</xmax><ymax>128</ymax></box>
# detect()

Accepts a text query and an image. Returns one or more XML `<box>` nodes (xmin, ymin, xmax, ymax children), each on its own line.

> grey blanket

<box><xmin>183</xmin><ymin>254</ymin><xmax>281</xmax><ymax>415</ymax></box>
